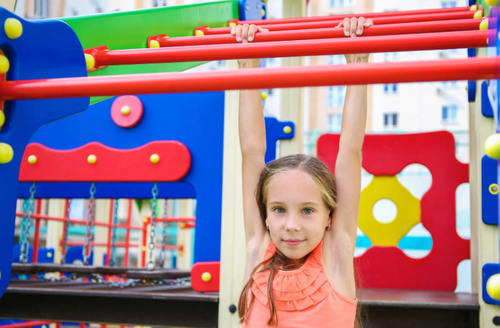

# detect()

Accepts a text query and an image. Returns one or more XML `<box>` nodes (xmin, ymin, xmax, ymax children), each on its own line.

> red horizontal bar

<box><xmin>15</xmin><ymin>213</ymin><xmax>195</xmax><ymax>228</ymax></box>
<box><xmin>1</xmin><ymin>57</ymin><xmax>497</xmax><ymax>100</ymax></box>
<box><xmin>238</xmin><ymin>6</ymin><xmax>472</xmax><ymax>26</ymax></box>
<box><xmin>90</xmin><ymin>30</ymin><xmax>488</xmax><ymax>68</ymax></box>
<box><xmin>0</xmin><ymin>322</ymin><xmax>52</xmax><ymax>328</ymax></box>
<box><xmin>205</xmin><ymin>10</ymin><xmax>479</xmax><ymax>35</ymax></box>
<box><xmin>66</xmin><ymin>241</ymin><xmax>181</xmax><ymax>250</ymax></box>
<box><xmin>158</xmin><ymin>19</ymin><xmax>483</xmax><ymax>47</ymax></box>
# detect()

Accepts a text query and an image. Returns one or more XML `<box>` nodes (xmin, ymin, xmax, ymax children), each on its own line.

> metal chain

<box><xmin>20</xmin><ymin>183</ymin><xmax>36</xmax><ymax>263</ymax></box>
<box><xmin>61</xmin><ymin>199</ymin><xmax>72</xmax><ymax>264</ymax></box>
<box><xmin>147</xmin><ymin>183</ymin><xmax>158</xmax><ymax>270</ymax></box>
<box><xmin>109</xmin><ymin>199</ymin><xmax>119</xmax><ymax>267</ymax></box>
<box><xmin>159</xmin><ymin>199</ymin><xmax>169</xmax><ymax>268</ymax></box>
<box><xmin>83</xmin><ymin>183</ymin><xmax>96</xmax><ymax>266</ymax></box>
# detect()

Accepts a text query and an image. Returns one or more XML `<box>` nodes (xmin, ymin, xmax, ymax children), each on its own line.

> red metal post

<box><xmin>32</xmin><ymin>199</ymin><xmax>43</xmax><ymax>263</ymax></box>
<box><xmin>2</xmin><ymin>56</ymin><xmax>498</xmax><ymax>98</ymax></box>
<box><xmin>141</xmin><ymin>217</ymin><xmax>148</xmax><ymax>268</ymax></box>
<box><xmin>155</xmin><ymin>19</ymin><xmax>483</xmax><ymax>47</ymax></box>
<box><xmin>106</xmin><ymin>199</ymin><xmax>114</xmax><ymax>266</ymax></box>
<box><xmin>204</xmin><ymin>10</ymin><xmax>479</xmax><ymax>35</ymax></box>
<box><xmin>124</xmin><ymin>199</ymin><xmax>132</xmax><ymax>267</ymax></box>
<box><xmin>236</xmin><ymin>5</ymin><xmax>473</xmax><ymax>26</ymax></box>
<box><xmin>84</xmin><ymin>30</ymin><xmax>488</xmax><ymax>68</ymax></box>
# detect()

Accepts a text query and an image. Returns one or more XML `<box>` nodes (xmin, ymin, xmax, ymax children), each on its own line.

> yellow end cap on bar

<box><xmin>474</xmin><ymin>10</ymin><xmax>483</xmax><ymax>19</ymax></box>
<box><xmin>480</xmin><ymin>18</ymin><xmax>489</xmax><ymax>30</ymax></box>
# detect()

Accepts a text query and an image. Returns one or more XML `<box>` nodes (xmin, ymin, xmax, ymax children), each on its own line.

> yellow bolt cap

<box><xmin>84</xmin><ymin>54</ymin><xmax>95</xmax><ymax>71</ymax></box>
<box><xmin>0</xmin><ymin>143</ymin><xmax>14</xmax><ymax>164</ymax></box>
<box><xmin>121</xmin><ymin>105</ymin><xmax>131</xmax><ymax>115</ymax></box>
<box><xmin>0</xmin><ymin>54</ymin><xmax>9</xmax><ymax>74</ymax></box>
<box><xmin>28</xmin><ymin>155</ymin><xmax>37</xmax><ymax>164</ymax></box>
<box><xmin>4</xmin><ymin>18</ymin><xmax>22</xmax><ymax>39</ymax></box>
<box><xmin>150</xmin><ymin>154</ymin><xmax>160</xmax><ymax>164</ymax></box>
<box><xmin>142</xmin><ymin>246</ymin><xmax>146</xmax><ymax>252</ymax></box>
<box><xmin>480</xmin><ymin>19</ymin><xmax>489</xmax><ymax>30</ymax></box>
<box><xmin>0</xmin><ymin>110</ymin><xmax>4</xmax><ymax>127</ymax></box>
<box><xmin>487</xmin><ymin>274</ymin><xmax>500</xmax><ymax>300</ymax></box>
<box><xmin>87</xmin><ymin>154</ymin><xmax>97</xmax><ymax>164</ymax></box>
<box><xmin>201</xmin><ymin>272</ymin><xmax>212</xmax><ymax>282</ymax></box>
<box><xmin>149</xmin><ymin>40</ymin><xmax>160</xmax><ymax>48</ymax></box>
<box><xmin>474</xmin><ymin>10</ymin><xmax>483</xmax><ymax>19</ymax></box>
<box><xmin>485</xmin><ymin>134</ymin><xmax>500</xmax><ymax>159</ymax></box>
<box><xmin>262</xmin><ymin>8</ymin><xmax>266</xmax><ymax>17</ymax></box>
<box><xmin>195</xmin><ymin>30</ymin><xmax>204</xmax><ymax>36</ymax></box>
<box><xmin>261</xmin><ymin>91</ymin><xmax>268</xmax><ymax>100</ymax></box>
<box><xmin>283</xmin><ymin>126</ymin><xmax>292</xmax><ymax>134</ymax></box>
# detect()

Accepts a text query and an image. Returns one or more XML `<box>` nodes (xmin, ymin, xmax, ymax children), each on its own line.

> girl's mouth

<box><xmin>284</xmin><ymin>239</ymin><xmax>304</xmax><ymax>246</ymax></box>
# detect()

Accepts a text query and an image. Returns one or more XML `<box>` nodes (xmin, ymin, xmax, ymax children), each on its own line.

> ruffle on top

<box><xmin>251</xmin><ymin>241</ymin><xmax>332</xmax><ymax>312</ymax></box>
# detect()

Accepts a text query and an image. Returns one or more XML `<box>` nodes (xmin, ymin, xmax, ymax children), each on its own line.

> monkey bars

<box><xmin>201</xmin><ymin>11</ymin><xmax>480</xmax><ymax>35</ymax></box>
<box><xmin>152</xmin><ymin>19</ymin><xmax>484</xmax><ymax>47</ymax></box>
<box><xmin>1</xmin><ymin>57</ymin><xmax>498</xmax><ymax>101</ymax></box>
<box><xmin>88</xmin><ymin>30</ymin><xmax>486</xmax><ymax>68</ymax></box>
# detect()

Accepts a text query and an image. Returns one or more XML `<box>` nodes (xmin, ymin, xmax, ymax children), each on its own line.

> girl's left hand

<box><xmin>337</xmin><ymin>17</ymin><xmax>373</xmax><ymax>63</ymax></box>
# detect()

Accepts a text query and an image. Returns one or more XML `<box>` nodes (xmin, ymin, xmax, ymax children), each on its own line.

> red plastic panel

<box><xmin>191</xmin><ymin>261</ymin><xmax>220</xmax><ymax>292</ymax></box>
<box><xmin>317</xmin><ymin>131</ymin><xmax>469</xmax><ymax>291</ymax></box>
<box><xmin>19</xmin><ymin>141</ymin><xmax>191</xmax><ymax>182</ymax></box>
<box><xmin>110</xmin><ymin>95</ymin><xmax>143</xmax><ymax>128</ymax></box>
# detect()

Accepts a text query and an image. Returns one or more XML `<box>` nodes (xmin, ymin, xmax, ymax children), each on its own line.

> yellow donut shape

<box><xmin>359</xmin><ymin>176</ymin><xmax>421</xmax><ymax>246</ymax></box>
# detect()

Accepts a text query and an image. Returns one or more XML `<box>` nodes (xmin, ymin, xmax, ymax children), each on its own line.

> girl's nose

<box><xmin>284</xmin><ymin>215</ymin><xmax>301</xmax><ymax>232</ymax></box>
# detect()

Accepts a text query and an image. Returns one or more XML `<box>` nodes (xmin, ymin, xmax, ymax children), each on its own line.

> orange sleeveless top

<box><xmin>242</xmin><ymin>241</ymin><xmax>357</xmax><ymax>328</ymax></box>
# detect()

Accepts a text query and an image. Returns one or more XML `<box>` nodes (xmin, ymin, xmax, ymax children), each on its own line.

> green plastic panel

<box><xmin>60</xmin><ymin>1</ymin><xmax>238</xmax><ymax>103</ymax></box>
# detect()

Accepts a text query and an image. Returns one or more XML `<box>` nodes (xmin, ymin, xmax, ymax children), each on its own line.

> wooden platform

<box><xmin>0</xmin><ymin>280</ymin><xmax>479</xmax><ymax>328</ymax></box>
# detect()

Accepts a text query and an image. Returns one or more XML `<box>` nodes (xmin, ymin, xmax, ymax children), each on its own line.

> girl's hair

<box><xmin>238</xmin><ymin>154</ymin><xmax>340</xmax><ymax>325</ymax></box>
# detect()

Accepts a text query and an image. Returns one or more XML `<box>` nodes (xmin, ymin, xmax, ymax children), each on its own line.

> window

<box><xmin>328</xmin><ymin>55</ymin><xmax>346</xmax><ymax>65</ymax></box>
<box><xmin>330</xmin><ymin>0</ymin><xmax>356</xmax><ymax>7</ymax></box>
<box><xmin>442</xmin><ymin>1</ymin><xmax>457</xmax><ymax>8</ymax></box>
<box><xmin>383</xmin><ymin>113</ymin><xmax>398</xmax><ymax>129</ymax></box>
<box><xmin>383</xmin><ymin>53</ymin><xmax>398</xmax><ymax>62</ymax></box>
<box><xmin>442</xmin><ymin>81</ymin><xmax>458</xmax><ymax>88</ymax></box>
<box><xmin>442</xmin><ymin>105</ymin><xmax>458</xmax><ymax>123</ymax></box>
<box><xmin>153</xmin><ymin>0</ymin><xmax>167</xmax><ymax>6</ymax></box>
<box><xmin>328</xmin><ymin>86</ymin><xmax>346</xmax><ymax>107</ymax></box>
<box><xmin>384</xmin><ymin>84</ymin><xmax>398</xmax><ymax>94</ymax></box>
<box><xmin>328</xmin><ymin>114</ymin><xmax>343</xmax><ymax>132</ymax></box>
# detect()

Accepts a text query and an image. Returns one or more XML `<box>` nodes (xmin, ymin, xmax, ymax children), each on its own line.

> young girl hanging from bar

<box><xmin>231</xmin><ymin>16</ymin><xmax>372</xmax><ymax>328</ymax></box>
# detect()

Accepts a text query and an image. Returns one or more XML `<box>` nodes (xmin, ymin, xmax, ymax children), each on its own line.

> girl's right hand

<box><xmin>230</xmin><ymin>24</ymin><xmax>269</xmax><ymax>68</ymax></box>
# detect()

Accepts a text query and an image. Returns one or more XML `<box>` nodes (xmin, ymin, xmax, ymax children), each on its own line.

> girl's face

<box><xmin>266</xmin><ymin>169</ymin><xmax>331</xmax><ymax>260</ymax></box>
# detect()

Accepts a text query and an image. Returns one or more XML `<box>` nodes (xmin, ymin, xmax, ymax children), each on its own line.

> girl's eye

<box><xmin>303</xmin><ymin>208</ymin><xmax>313</xmax><ymax>214</ymax></box>
<box><xmin>273</xmin><ymin>207</ymin><xmax>285</xmax><ymax>214</ymax></box>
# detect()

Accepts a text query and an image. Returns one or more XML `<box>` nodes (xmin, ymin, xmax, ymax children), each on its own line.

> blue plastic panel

<box><xmin>483</xmin><ymin>263</ymin><xmax>500</xmax><ymax>305</ymax></box>
<box><xmin>482</xmin><ymin>155</ymin><xmax>499</xmax><ymax>225</ymax></box>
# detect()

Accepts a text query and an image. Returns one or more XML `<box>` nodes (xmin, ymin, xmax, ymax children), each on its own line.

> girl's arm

<box><xmin>232</xmin><ymin>25</ymin><xmax>270</xmax><ymax>271</ymax></box>
<box><xmin>323</xmin><ymin>17</ymin><xmax>372</xmax><ymax>299</ymax></box>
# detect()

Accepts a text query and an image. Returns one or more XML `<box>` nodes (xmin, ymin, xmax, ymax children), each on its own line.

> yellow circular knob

<box><xmin>485</xmin><ymin>0</ymin><xmax>498</xmax><ymax>6</ymax></box>
<box><xmin>263</xmin><ymin>0</ymin><xmax>268</xmax><ymax>2</ymax></box>
<box><xmin>87</xmin><ymin>154</ymin><xmax>97</xmax><ymax>164</ymax></box>
<box><xmin>488</xmin><ymin>274</ymin><xmax>500</xmax><ymax>300</ymax></box>
<box><xmin>474</xmin><ymin>10</ymin><xmax>483</xmax><ymax>19</ymax></box>
<box><xmin>490</xmin><ymin>184</ymin><xmax>499</xmax><ymax>195</ymax></box>
<box><xmin>485</xmin><ymin>134</ymin><xmax>500</xmax><ymax>159</ymax></box>
<box><xmin>0</xmin><ymin>110</ymin><xmax>5</xmax><ymax>127</ymax></box>
<box><xmin>0</xmin><ymin>143</ymin><xmax>14</xmax><ymax>164</ymax></box>
<box><xmin>261</xmin><ymin>91</ymin><xmax>268</xmax><ymax>100</ymax></box>
<box><xmin>84</xmin><ymin>54</ymin><xmax>95</xmax><ymax>71</ymax></box>
<box><xmin>195</xmin><ymin>30</ymin><xmax>204</xmax><ymax>36</ymax></box>
<box><xmin>47</xmin><ymin>252</ymin><xmax>52</xmax><ymax>258</ymax></box>
<box><xmin>283</xmin><ymin>126</ymin><xmax>292</xmax><ymax>134</ymax></box>
<box><xmin>0</xmin><ymin>54</ymin><xmax>10</xmax><ymax>74</ymax></box>
<box><xmin>480</xmin><ymin>18</ymin><xmax>489</xmax><ymax>30</ymax></box>
<box><xmin>262</xmin><ymin>8</ymin><xmax>266</xmax><ymax>17</ymax></box>
<box><xmin>4</xmin><ymin>18</ymin><xmax>23</xmax><ymax>39</ymax></box>
<box><xmin>150</xmin><ymin>154</ymin><xmax>160</xmax><ymax>163</ymax></box>
<box><xmin>28</xmin><ymin>155</ymin><xmax>37</xmax><ymax>164</ymax></box>
<box><xmin>201</xmin><ymin>272</ymin><xmax>212</xmax><ymax>282</ymax></box>
<box><xmin>121</xmin><ymin>105</ymin><xmax>131</xmax><ymax>115</ymax></box>
<box><xmin>149</xmin><ymin>40</ymin><xmax>160</xmax><ymax>48</ymax></box>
